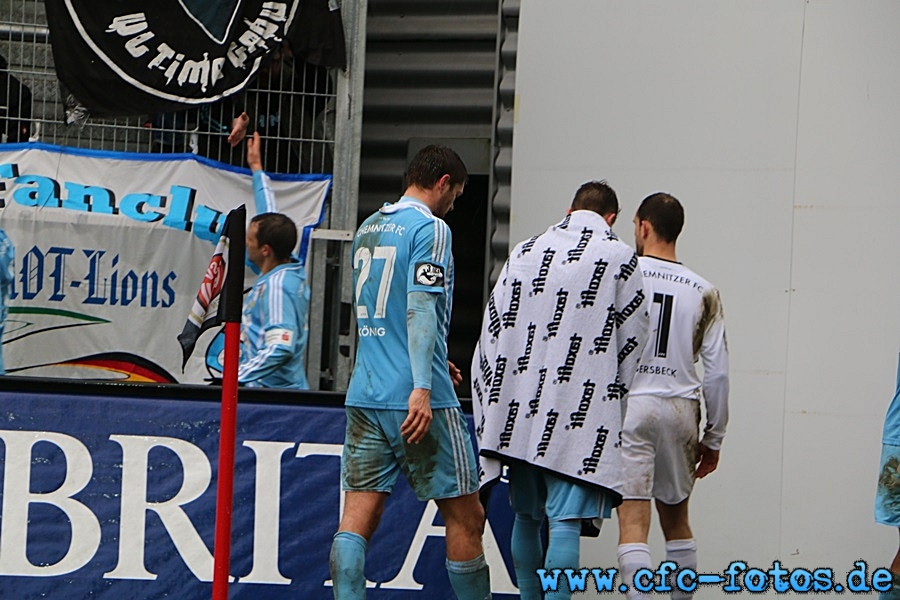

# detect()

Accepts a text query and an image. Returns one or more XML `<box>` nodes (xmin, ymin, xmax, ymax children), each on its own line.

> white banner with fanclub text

<box><xmin>0</xmin><ymin>143</ymin><xmax>330</xmax><ymax>383</ymax></box>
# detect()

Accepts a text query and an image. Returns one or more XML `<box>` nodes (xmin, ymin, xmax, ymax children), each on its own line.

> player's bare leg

<box><xmin>330</xmin><ymin>491</ymin><xmax>388</xmax><ymax>599</ymax></box>
<box><xmin>656</xmin><ymin>497</ymin><xmax>696</xmax><ymax>599</ymax></box>
<box><xmin>436</xmin><ymin>492</ymin><xmax>491</xmax><ymax>600</ymax></box>
<box><xmin>617</xmin><ymin>499</ymin><xmax>652</xmax><ymax>600</ymax></box>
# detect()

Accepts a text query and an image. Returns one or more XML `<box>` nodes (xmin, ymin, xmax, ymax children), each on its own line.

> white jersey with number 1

<box><xmin>630</xmin><ymin>256</ymin><xmax>729</xmax><ymax>450</ymax></box>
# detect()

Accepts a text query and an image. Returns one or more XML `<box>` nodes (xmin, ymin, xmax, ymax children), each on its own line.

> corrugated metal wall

<box><xmin>359</xmin><ymin>0</ymin><xmax>498</xmax><ymax>216</ymax></box>
<box><xmin>491</xmin><ymin>0</ymin><xmax>517</xmax><ymax>284</ymax></box>
<box><xmin>358</xmin><ymin>0</ymin><xmax>517</xmax><ymax>385</ymax></box>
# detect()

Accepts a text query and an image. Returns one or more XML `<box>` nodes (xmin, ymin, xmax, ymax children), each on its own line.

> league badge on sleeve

<box><xmin>415</xmin><ymin>262</ymin><xmax>445</xmax><ymax>286</ymax></box>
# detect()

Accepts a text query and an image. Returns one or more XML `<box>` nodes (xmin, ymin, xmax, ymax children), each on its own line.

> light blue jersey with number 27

<box><xmin>347</xmin><ymin>196</ymin><xmax>458</xmax><ymax>409</ymax></box>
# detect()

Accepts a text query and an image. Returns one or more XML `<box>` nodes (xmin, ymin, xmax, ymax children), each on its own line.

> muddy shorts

<box><xmin>876</xmin><ymin>443</ymin><xmax>900</xmax><ymax>526</ymax></box>
<box><xmin>508</xmin><ymin>462</ymin><xmax>615</xmax><ymax>522</ymax></box>
<box><xmin>341</xmin><ymin>406</ymin><xmax>478</xmax><ymax>501</ymax></box>
<box><xmin>621</xmin><ymin>395</ymin><xmax>701</xmax><ymax>505</ymax></box>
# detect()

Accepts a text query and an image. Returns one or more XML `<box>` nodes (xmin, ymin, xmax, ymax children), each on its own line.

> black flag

<box><xmin>177</xmin><ymin>205</ymin><xmax>246</xmax><ymax>370</ymax></box>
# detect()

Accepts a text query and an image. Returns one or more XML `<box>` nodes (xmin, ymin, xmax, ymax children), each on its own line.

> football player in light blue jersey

<box><xmin>0</xmin><ymin>227</ymin><xmax>14</xmax><ymax>374</ymax></box>
<box><xmin>331</xmin><ymin>145</ymin><xmax>491</xmax><ymax>600</ymax></box>
<box><xmin>877</xmin><ymin>354</ymin><xmax>900</xmax><ymax>599</ymax></box>
<box><xmin>236</xmin><ymin>133</ymin><xmax>309</xmax><ymax>389</ymax></box>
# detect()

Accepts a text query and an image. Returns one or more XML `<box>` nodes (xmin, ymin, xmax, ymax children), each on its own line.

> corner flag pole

<box><xmin>212</xmin><ymin>207</ymin><xmax>245</xmax><ymax>600</ymax></box>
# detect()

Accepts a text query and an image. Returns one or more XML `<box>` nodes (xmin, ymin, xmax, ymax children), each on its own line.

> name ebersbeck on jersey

<box><xmin>637</xmin><ymin>364</ymin><xmax>678</xmax><ymax>377</ymax></box>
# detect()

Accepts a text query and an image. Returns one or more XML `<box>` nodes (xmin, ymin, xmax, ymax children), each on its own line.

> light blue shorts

<box><xmin>508</xmin><ymin>462</ymin><xmax>614</xmax><ymax>522</ymax></box>
<box><xmin>876</xmin><ymin>443</ymin><xmax>900</xmax><ymax>526</ymax></box>
<box><xmin>341</xmin><ymin>406</ymin><xmax>479</xmax><ymax>501</ymax></box>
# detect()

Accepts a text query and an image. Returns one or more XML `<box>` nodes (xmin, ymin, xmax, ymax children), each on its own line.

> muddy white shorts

<box><xmin>621</xmin><ymin>395</ymin><xmax>700</xmax><ymax>505</ymax></box>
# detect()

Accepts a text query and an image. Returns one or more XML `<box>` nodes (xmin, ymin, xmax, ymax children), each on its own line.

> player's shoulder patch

<box><xmin>414</xmin><ymin>262</ymin><xmax>445</xmax><ymax>287</ymax></box>
<box><xmin>265</xmin><ymin>328</ymin><xmax>294</xmax><ymax>347</ymax></box>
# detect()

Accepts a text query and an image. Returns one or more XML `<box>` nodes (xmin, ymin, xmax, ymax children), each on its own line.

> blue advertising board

<box><xmin>0</xmin><ymin>387</ymin><xmax>519</xmax><ymax>598</ymax></box>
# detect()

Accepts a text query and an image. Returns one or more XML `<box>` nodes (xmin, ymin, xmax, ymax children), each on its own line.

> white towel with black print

<box><xmin>471</xmin><ymin>210</ymin><xmax>649</xmax><ymax>498</ymax></box>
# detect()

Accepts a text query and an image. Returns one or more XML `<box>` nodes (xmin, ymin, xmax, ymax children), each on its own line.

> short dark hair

<box><xmin>636</xmin><ymin>192</ymin><xmax>684</xmax><ymax>243</ymax></box>
<box><xmin>251</xmin><ymin>212</ymin><xmax>298</xmax><ymax>260</ymax></box>
<box><xmin>570</xmin><ymin>180</ymin><xmax>619</xmax><ymax>216</ymax></box>
<box><xmin>404</xmin><ymin>145</ymin><xmax>468</xmax><ymax>189</ymax></box>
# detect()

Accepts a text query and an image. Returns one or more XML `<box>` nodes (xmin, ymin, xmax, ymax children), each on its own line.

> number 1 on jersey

<box><xmin>652</xmin><ymin>292</ymin><xmax>674</xmax><ymax>358</ymax></box>
<box><xmin>354</xmin><ymin>245</ymin><xmax>397</xmax><ymax>319</ymax></box>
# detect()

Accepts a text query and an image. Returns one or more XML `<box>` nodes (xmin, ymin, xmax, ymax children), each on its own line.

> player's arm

<box><xmin>401</xmin><ymin>220</ymin><xmax>451</xmax><ymax>444</ymax></box>
<box><xmin>613</xmin><ymin>251</ymin><xmax>649</xmax><ymax>392</ymax></box>
<box><xmin>248</xmin><ymin>132</ymin><xmax>277</xmax><ymax>214</ymax></box>
<box><xmin>696</xmin><ymin>287</ymin><xmax>729</xmax><ymax>478</ymax></box>
<box><xmin>237</xmin><ymin>285</ymin><xmax>301</xmax><ymax>385</ymax></box>
<box><xmin>401</xmin><ymin>290</ymin><xmax>437</xmax><ymax>444</ymax></box>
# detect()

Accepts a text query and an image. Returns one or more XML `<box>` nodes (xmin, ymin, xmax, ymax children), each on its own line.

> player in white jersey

<box><xmin>616</xmin><ymin>193</ymin><xmax>729</xmax><ymax>600</ymax></box>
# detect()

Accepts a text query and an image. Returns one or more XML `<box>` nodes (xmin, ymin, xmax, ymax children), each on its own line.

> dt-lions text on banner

<box><xmin>0</xmin><ymin>143</ymin><xmax>330</xmax><ymax>383</ymax></box>
<box><xmin>0</xmin><ymin>391</ymin><xmax>518</xmax><ymax>598</ymax></box>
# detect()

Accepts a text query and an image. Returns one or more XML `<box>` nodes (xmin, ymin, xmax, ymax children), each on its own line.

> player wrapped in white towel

<box><xmin>472</xmin><ymin>209</ymin><xmax>648</xmax><ymax>502</ymax></box>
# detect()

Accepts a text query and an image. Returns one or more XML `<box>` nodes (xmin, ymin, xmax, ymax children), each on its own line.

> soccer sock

<box><xmin>445</xmin><ymin>553</ymin><xmax>491</xmax><ymax>600</ymax></box>
<box><xmin>617</xmin><ymin>542</ymin><xmax>652</xmax><ymax>600</ymax></box>
<box><xmin>511</xmin><ymin>513</ymin><xmax>544</xmax><ymax>599</ymax></box>
<box><xmin>544</xmin><ymin>519</ymin><xmax>582</xmax><ymax>600</ymax></box>
<box><xmin>330</xmin><ymin>531</ymin><xmax>368</xmax><ymax>600</ymax></box>
<box><xmin>665</xmin><ymin>538</ymin><xmax>697</xmax><ymax>600</ymax></box>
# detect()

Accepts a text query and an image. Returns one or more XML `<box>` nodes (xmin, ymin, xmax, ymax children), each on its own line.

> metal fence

<box><xmin>0</xmin><ymin>0</ymin><xmax>336</xmax><ymax>174</ymax></box>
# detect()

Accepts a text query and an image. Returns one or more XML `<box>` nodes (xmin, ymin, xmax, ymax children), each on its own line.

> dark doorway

<box><xmin>444</xmin><ymin>174</ymin><xmax>488</xmax><ymax>398</ymax></box>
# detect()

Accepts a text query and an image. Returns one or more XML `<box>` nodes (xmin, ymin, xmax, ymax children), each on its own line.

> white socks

<box><xmin>666</xmin><ymin>538</ymin><xmax>697</xmax><ymax>600</ymax></box>
<box><xmin>617</xmin><ymin>543</ymin><xmax>652</xmax><ymax>600</ymax></box>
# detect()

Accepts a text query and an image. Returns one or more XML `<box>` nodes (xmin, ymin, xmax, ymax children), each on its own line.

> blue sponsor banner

<box><xmin>0</xmin><ymin>389</ymin><xmax>518</xmax><ymax>598</ymax></box>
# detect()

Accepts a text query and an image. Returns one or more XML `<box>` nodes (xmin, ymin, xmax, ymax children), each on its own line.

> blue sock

<box><xmin>446</xmin><ymin>553</ymin><xmax>491</xmax><ymax>600</ymax></box>
<box><xmin>544</xmin><ymin>519</ymin><xmax>582</xmax><ymax>600</ymax></box>
<box><xmin>330</xmin><ymin>531</ymin><xmax>367</xmax><ymax>599</ymax></box>
<box><xmin>511</xmin><ymin>513</ymin><xmax>544</xmax><ymax>599</ymax></box>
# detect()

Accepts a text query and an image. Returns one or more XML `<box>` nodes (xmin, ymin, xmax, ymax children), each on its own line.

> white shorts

<box><xmin>621</xmin><ymin>395</ymin><xmax>700</xmax><ymax>505</ymax></box>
